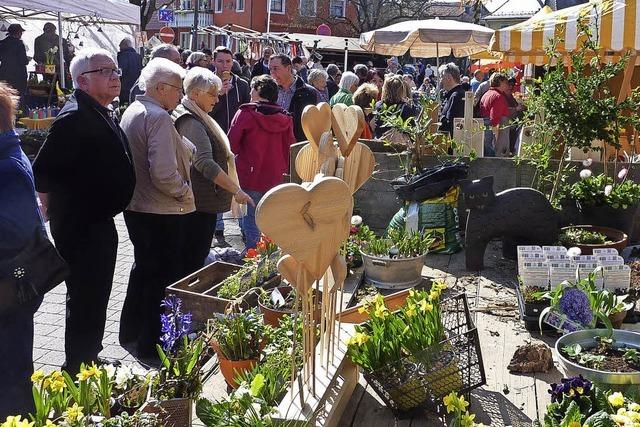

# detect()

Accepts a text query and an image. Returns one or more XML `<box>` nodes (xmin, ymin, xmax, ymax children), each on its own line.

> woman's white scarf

<box><xmin>181</xmin><ymin>96</ymin><xmax>244</xmax><ymax>217</ymax></box>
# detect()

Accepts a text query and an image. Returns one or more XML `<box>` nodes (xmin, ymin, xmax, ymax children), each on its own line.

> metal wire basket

<box><xmin>363</xmin><ymin>293</ymin><xmax>486</xmax><ymax>417</ymax></box>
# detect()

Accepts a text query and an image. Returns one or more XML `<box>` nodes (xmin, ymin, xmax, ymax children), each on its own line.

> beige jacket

<box><xmin>121</xmin><ymin>95</ymin><xmax>196</xmax><ymax>214</ymax></box>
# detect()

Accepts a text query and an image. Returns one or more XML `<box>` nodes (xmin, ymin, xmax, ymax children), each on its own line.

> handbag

<box><xmin>0</xmin><ymin>229</ymin><xmax>69</xmax><ymax>316</ymax></box>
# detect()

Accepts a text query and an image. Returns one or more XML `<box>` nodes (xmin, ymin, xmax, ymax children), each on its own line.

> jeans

<box><xmin>482</xmin><ymin>118</ymin><xmax>495</xmax><ymax>157</ymax></box>
<box><xmin>215</xmin><ymin>213</ymin><xmax>224</xmax><ymax>233</ymax></box>
<box><xmin>240</xmin><ymin>190</ymin><xmax>266</xmax><ymax>250</ymax></box>
<box><xmin>0</xmin><ymin>297</ymin><xmax>41</xmax><ymax>419</ymax></box>
<box><xmin>120</xmin><ymin>211</ymin><xmax>189</xmax><ymax>357</ymax></box>
<box><xmin>50</xmin><ymin>217</ymin><xmax>118</xmax><ymax>374</ymax></box>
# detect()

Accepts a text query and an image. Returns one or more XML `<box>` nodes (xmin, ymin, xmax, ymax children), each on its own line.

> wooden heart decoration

<box><xmin>294</xmin><ymin>134</ymin><xmax>339</xmax><ymax>182</ymax></box>
<box><xmin>277</xmin><ymin>254</ymin><xmax>313</xmax><ymax>292</ymax></box>
<box><xmin>342</xmin><ymin>142</ymin><xmax>375</xmax><ymax>194</ymax></box>
<box><xmin>256</xmin><ymin>177</ymin><xmax>352</xmax><ymax>280</ymax></box>
<box><xmin>331</xmin><ymin>104</ymin><xmax>365</xmax><ymax>158</ymax></box>
<box><xmin>301</xmin><ymin>103</ymin><xmax>332</xmax><ymax>150</ymax></box>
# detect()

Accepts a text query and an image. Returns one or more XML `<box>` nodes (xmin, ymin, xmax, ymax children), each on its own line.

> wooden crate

<box><xmin>166</xmin><ymin>261</ymin><xmax>281</xmax><ymax>329</ymax></box>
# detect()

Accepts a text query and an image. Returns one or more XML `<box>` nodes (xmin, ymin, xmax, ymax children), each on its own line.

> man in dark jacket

<box><xmin>117</xmin><ymin>37</ymin><xmax>142</xmax><ymax>105</ymax></box>
<box><xmin>251</xmin><ymin>46</ymin><xmax>273</xmax><ymax>79</ymax></box>
<box><xmin>438</xmin><ymin>62</ymin><xmax>466</xmax><ymax>137</ymax></box>
<box><xmin>0</xmin><ymin>24</ymin><xmax>30</xmax><ymax>95</ymax></box>
<box><xmin>33</xmin><ymin>23</ymin><xmax>72</xmax><ymax>67</ymax></box>
<box><xmin>270</xmin><ymin>53</ymin><xmax>317</xmax><ymax>142</ymax></box>
<box><xmin>33</xmin><ymin>48</ymin><xmax>135</xmax><ymax>374</ymax></box>
<box><xmin>211</xmin><ymin>46</ymin><xmax>250</xmax><ymax>133</ymax></box>
<box><xmin>325</xmin><ymin>64</ymin><xmax>340</xmax><ymax>99</ymax></box>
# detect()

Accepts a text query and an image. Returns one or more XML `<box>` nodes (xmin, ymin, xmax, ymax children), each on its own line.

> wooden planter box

<box><xmin>166</xmin><ymin>261</ymin><xmax>281</xmax><ymax>329</ymax></box>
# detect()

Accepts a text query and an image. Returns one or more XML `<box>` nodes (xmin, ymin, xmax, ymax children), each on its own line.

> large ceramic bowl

<box><xmin>559</xmin><ymin>225</ymin><xmax>628</xmax><ymax>255</ymax></box>
<box><xmin>556</xmin><ymin>329</ymin><xmax>640</xmax><ymax>385</ymax></box>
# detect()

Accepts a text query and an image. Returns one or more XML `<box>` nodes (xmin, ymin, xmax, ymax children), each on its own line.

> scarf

<box><xmin>180</xmin><ymin>96</ymin><xmax>244</xmax><ymax>218</ymax></box>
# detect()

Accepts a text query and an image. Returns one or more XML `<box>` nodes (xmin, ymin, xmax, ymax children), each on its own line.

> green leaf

<box><xmin>250</xmin><ymin>373</ymin><xmax>265</xmax><ymax>397</ymax></box>
<box><xmin>583</xmin><ymin>411</ymin><xmax>616</xmax><ymax>427</ymax></box>
<box><xmin>593</xmin><ymin>387</ymin><xmax>612</xmax><ymax>413</ymax></box>
<box><xmin>560</xmin><ymin>400</ymin><xmax>582</xmax><ymax>427</ymax></box>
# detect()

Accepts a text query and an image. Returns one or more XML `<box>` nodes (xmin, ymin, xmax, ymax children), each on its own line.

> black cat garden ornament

<box><xmin>460</xmin><ymin>176</ymin><xmax>558</xmax><ymax>270</ymax></box>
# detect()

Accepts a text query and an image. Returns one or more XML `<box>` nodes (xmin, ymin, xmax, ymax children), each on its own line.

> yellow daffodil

<box><xmin>374</xmin><ymin>294</ymin><xmax>385</xmax><ymax>306</ymax></box>
<box><xmin>568</xmin><ymin>422</ymin><xmax>581</xmax><ymax>427</ymax></box>
<box><xmin>628</xmin><ymin>411</ymin><xmax>640</xmax><ymax>422</ymax></box>
<box><xmin>458</xmin><ymin>395</ymin><xmax>470</xmax><ymax>411</ymax></box>
<box><xmin>405</xmin><ymin>304</ymin><xmax>417</xmax><ymax>317</ymax></box>
<box><xmin>461</xmin><ymin>411</ymin><xmax>475</xmax><ymax>427</ymax></box>
<box><xmin>353</xmin><ymin>332</ymin><xmax>370</xmax><ymax>345</ymax></box>
<box><xmin>374</xmin><ymin>305</ymin><xmax>389</xmax><ymax>319</ymax></box>
<box><xmin>443</xmin><ymin>392</ymin><xmax>457</xmax><ymax>413</ymax></box>
<box><xmin>357</xmin><ymin>306</ymin><xmax>367</xmax><ymax>314</ymax></box>
<box><xmin>419</xmin><ymin>299</ymin><xmax>433</xmax><ymax>313</ymax></box>
<box><xmin>1</xmin><ymin>415</ymin><xmax>34</xmax><ymax>427</ymax></box>
<box><xmin>77</xmin><ymin>363</ymin><xmax>101</xmax><ymax>381</ymax></box>
<box><xmin>609</xmin><ymin>392</ymin><xmax>625</xmax><ymax>407</ymax></box>
<box><xmin>49</xmin><ymin>378</ymin><xmax>66</xmax><ymax>393</ymax></box>
<box><xmin>45</xmin><ymin>421</ymin><xmax>56</xmax><ymax>427</ymax></box>
<box><xmin>630</xmin><ymin>403</ymin><xmax>640</xmax><ymax>412</ymax></box>
<box><xmin>409</xmin><ymin>289</ymin><xmax>416</xmax><ymax>298</ymax></box>
<box><xmin>64</xmin><ymin>403</ymin><xmax>83</xmax><ymax>423</ymax></box>
<box><xmin>30</xmin><ymin>370</ymin><xmax>44</xmax><ymax>384</ymax></box>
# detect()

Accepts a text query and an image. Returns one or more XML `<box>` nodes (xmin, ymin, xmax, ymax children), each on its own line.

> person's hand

<box><xmin>37</xmin><ymin>193</ymin><xmax>49</xmax><ymax>223</ymax></box>
<box><xmin>221</xmin><ymin>78</ymin><xmax>232</xmax><ymax>95</ymax></box>
<box><xmin>234</xmin><ymin>189</ymin><xmax>255</xmax><ymax>207</ymax></box>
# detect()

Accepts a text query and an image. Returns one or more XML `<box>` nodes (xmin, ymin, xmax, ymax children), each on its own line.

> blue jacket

<box><xmin>0</xmin><ymin>130</ymin><xmax>44</xmax><ymax>267</ymax></box>
<box><xmin>117</xmin><ymin>47</ymin><xmax>143</xmax><ymax>104</ymax></box>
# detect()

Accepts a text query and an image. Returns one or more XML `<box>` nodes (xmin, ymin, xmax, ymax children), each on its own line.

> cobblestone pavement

<box><xmin>35</xmin><ymin>213</ymin><xmax>244</xmax><ymax>372</ymax></box>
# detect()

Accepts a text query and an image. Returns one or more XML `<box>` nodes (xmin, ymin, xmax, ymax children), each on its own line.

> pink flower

<box><xmin>582</xmin><ymin>158</ymin><xmax>593</xmax><ymax>167</ymax></box>
<box><xmin>618</xmin><ymin>168</ymin><xmax>628</xmax><ymax>180</ymax></box>
<box><xmin>604</xmin><ymin>185</ymin><xmax>613</xmax><ymax>196</ymax></box>
<box><xmin>579</xmin><ymin>169</ymin><xmax>592</xmax><ymax>179</ymax></box>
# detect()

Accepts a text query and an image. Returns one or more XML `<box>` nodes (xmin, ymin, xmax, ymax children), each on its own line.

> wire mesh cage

<box><xmin>362</xmin><ymin>292</ymin><xmax>486</xmax><ymax>417</ymax></box>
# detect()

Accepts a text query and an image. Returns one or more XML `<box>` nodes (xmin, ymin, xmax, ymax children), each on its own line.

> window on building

<box><xmin>329</xmin><ymin>0</ymin><xmax>346</xmax><ymax>17</ymax></box>
<box><xmin>270</xmin><ymin>0</ymin><xmax>284</xmax><ymax>13</ymax></box>
<box><xmin>236</xmin><ymin>0</ymin><xmax>244</xmax><ymax>11</ymax></box>
<box><xmin>215</xmin><ymin>0</ymin><xmax>222</xmax><ymax>12</ymax></box>
<box><xmin>180</xmin><ymin>0</ymin><xmax>192</xmax><ymax>9</ymax></box>
<box><xmin>300</xmin><ymin>0</ymin><xmax>316</xmax><ymax>16</ymax></box>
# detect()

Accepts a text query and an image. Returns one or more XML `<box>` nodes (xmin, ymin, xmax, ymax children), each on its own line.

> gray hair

<box><xmin>326</xmin><ymin>64</ymin><xmax>339</xmax><ymax>77</ymax></box>
<box><xmin>438</xmin><ymin>62</ymin><xmax>460</xmax><ymax>82</ymax></box>
<box><xmin>353</xmin><ymin>63</ymin><xmax>368</xmax><ymax>77</ymax></box>
<box><xmin>186</xmin><ymin>51</ymin><xmax>206</xmax><ymax>66</ymax></box>
<box><xmin>307</xmin><ymin>69</ymin><xmax>328</xmax><ymax>86</ymax></box>
<box><xmin>69</xmin><ymin>48</ymin><xmax>116</xmax><ymax>89</ymax></box>
<box><xmin>120</xmin><ymin>36</ymin><xmax>134</xmax><ymax>49</ymax></box>
<box><xmin>184</xmin><ymin>67</ymin><xmax>222</xmax><ymax>95</ymax></box>
<box><xmin>338</xmin><ymin>71</ymin><xmax>359</xmax><ymax>91</ymax></box>
<box><xmin>151</xmin><ymin>43</ymin><xmax>179</xmax><ymax>60</ymax></box>
<box><xmin>139</xmin><ymin>57</ymin><xmax>186</xmax><ymax>91</ymax></box>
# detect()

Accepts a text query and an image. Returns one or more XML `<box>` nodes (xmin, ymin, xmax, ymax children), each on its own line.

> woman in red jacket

<box><xmin>228</xmin><ymin>74</ymin><xmax>296</xmax><ymax>249</ymax></box>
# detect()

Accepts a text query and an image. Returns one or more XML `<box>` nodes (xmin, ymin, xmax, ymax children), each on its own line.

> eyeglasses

<box><xmin>81</xmin><ymin>67</ymin><xmax>122</xmax><ymax>77</ymax></box>
<box><xmin>161</xmin><ymin>82</ymin><xmax>184</xmax><ymax>93</ymax></box>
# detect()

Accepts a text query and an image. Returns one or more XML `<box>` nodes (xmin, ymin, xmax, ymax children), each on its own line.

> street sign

<box><xmin>158</xmin><ymin>8</ymin><xmax>174</xmax><ymax>23</ymax></box>
<box><xmin>158</xmin><ymin>26</ymin><xmax>175</xmax><ymax>43</ymax></box>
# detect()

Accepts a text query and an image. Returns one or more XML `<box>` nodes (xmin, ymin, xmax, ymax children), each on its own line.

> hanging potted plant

<box><xmin>208</xmin><ymin>308</ymin><xmax>264</xmax><ymax>388</ymax></box>
<box><xmin>360</xmin><ymin>227</ymin><xmax>436</xmax><ymax>289</ymax></box>
<box><xmin>145</xmin><ymin>296</ymin><xmax>211</xmax><ymax>427</ymax></box>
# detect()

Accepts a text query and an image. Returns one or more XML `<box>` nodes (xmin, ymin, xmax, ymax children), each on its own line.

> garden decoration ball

<box><xmin>460</xmin><ymin>176</ymin><xmax>558</xmax><ymax>271</ymax></box>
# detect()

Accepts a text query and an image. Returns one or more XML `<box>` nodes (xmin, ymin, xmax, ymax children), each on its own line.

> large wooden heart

<box><xmin>301</xmin><ymin>103</ymin><xmax>332</xmax><ymax>150</ymax></box>
<box><xmin>256</xmin><ymin>177</ymin><xmax>352</xmax><ymax>280</ymax></box>
<box><xmin>341</xmin><ymin>142</ymin><xmax>375</xmax><ymax>194</ymax></box>
<box><xmin>331</xmin><ymin>104</ymin><xmax>365</xmax><ymax>158</ymax></box>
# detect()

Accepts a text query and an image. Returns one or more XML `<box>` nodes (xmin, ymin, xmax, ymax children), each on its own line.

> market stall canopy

<box><xmin>284</xmin><ymin>33</ymin><xmax>365</xmax><ymax>54</ymax></box>
<box><xmin>488</xmin><ymin>0</ymin><xmax>640</xmax><ymax>65</ymax></box>
<box><xmin>0</xmin><ymin>0</ymin><xmax>140</xmax><ymax>25</ymax></box>
<box><xmin>358</xmin><ymin>19</ymin><xmax>494</xmax><ymax>58</ymax></box>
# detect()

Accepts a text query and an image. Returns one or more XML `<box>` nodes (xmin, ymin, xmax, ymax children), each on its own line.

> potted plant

<box><xmin>537</xmin><ymin>268</ymin><xmax>633</xmax><ymax>332</ymax></box>
<box><xmin>541</xmin><ymin>375</ymin><xmax>640</xmax><ymax>426</ymax></box>
<box><xmin>146</xmin><ymin>296</ymin><xmax>211</xmax><ymax>427</ymax></box>
<box><xmin>44</xmin><ymin>46</ymin><xmax>58</xmax><ymax>74</ymax></box>
<box><xmin>514</xmin><ymin>282</ymin><xmax>552</xmax><ymax>331</ymax></box>
<box><xmin>258</xmin><ymin>286</ymin><xmax>321</xmax><ymax>328</ymax></box>
<box><xmin>106</xmin><ymin>363</ymin><xmax>156</xmax><ymax>416</ymax></box>
<box><xmin>558</xmin><ymin>225</ymin><xmax>628</xmax><ymax>255</ymax></box>
<box><xmin>208</xmin><ymin>308</ymin><xmax>265</xmax><ymax>388</ymax></box>
<box><xmin>344</xmin><ymin>216</ymin><xmax>376</xmax><ymax>269</ymax></box>
<box><xmin>360</xmin><ymin>228</ymin><xmax>436</xmax><ymax>289</ymax></box>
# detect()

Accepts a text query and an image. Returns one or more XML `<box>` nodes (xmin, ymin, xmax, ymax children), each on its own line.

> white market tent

<box><xmin>0</xmin><ymin>0</ymin><xmax>140</xmax><ymax>88</ymax></box>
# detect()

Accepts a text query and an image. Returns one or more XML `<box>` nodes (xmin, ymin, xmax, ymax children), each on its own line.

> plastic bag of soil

<box><xmin>391</xmin><ymin>162</ymin><xmax>469</xmax><ymax>203</ymax></box>
<box><xmin>388</xmin><ymin>187</ymin><xmax>462</xmax><ymax>254</ymax></box>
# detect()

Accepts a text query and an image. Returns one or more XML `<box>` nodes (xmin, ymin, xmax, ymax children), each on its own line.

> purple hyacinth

<box><xmin>548</xmin><ymin>376</ymin><xmax>592</xmax><ymax>402</ymax></box>
<box><xmin>159</xmin><ymin>296</ymin><xmax>193</xmax><ymax>353</ymax></box>
<box><xmin>559</xmin><ymin>288</ymin><xmax>593</xmax><ymax>326</ymax></box>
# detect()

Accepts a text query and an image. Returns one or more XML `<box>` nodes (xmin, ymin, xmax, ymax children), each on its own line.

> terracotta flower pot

<box><xmin>218</xmin><ymin>356</ymin><xmax>258</xmax><ymax>389</ymax></box>
<box><xmin>559</xmin><ymin>225</ymin><xmax>628</xmax><ymax>255</ymax></box>
<box><xmin>258</xmin><ymin>286</ymin><xmax>321</xmax><ymax>327</ymax></box>
<box><xmin>609</xmin><ymin>311</ymin><xmax>627</xmax><ymax>329</ymax></box>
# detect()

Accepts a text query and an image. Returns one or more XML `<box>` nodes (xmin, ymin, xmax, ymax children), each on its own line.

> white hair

<box><xmin>307</xmin><ymin>69</ymin><xmax>328</xmax><ymax>86</ymax></box>
<box><xmin>186</xmin><ymin>51</ymin><xmax>206</xmax><ymax>66</ymax></box>
<box><xmin>70</xmin><ymin>48</ymin><xmax>116</xmax><ymax>89</ymax></box>
<box><xmin>338</xmin><ymin>71</ymin><xmax>359</xmax><ymax>91</ymax></box>
<box><xmin>184</xmin><ymin>67</ymin><xmax>221</xmax><ymax>95</ymax></box>
<box><xmin>139</xmin><ymin>57</ymin><xmax>186</xmax><ymax>92</ymax></box>
<box><xmin>150</xmin><ymin>43</ymin><xmax>179</xmax><ymax>60</ymax></box>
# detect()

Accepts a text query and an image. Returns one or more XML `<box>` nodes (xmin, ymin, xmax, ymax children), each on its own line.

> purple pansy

<box><xmin>549</xmin><ymin>376</ymin><xmax>592</xmax><ymax>402</ymax></box>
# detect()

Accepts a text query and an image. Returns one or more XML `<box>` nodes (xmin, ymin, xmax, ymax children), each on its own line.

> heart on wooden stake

<box><xmin>342</xmin><ymin>142</ymin><xmax>375</xmax><ymax>194</ymax></box>
<box><xmin>256</xmin><ymin>177</ymin><xmax>352</xmax><ymax>280</ymax></box>
<box><xmin>331</xmin><ymin>104</ymin><xmax>365</xmax><ymax>158</ymax></box>
<box><xmin>301</xmin><ymin>103</ymin><xmax>332</xmax><ymax>150</ymax></box>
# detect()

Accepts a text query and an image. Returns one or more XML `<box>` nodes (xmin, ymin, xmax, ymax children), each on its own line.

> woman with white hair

<box><xmin>307</xmin><ymin>69</ymin><xmax>329</xmax><ymax>102</ymax></box>
<box><xmin>329</xmin><ymin>71</ymin><xmax>359</xmax><ymax>106</ymax></box>
<box><xmin>186</xmin><ymin>51</ymin><xmax>209</xmax><ymax>69</ymax></box>
<box><xmin>172</xmin><ymin>67</ymin><xmax>253</xmax><ymax>271</ymax></box>
<box><xmin>118</xmin><ymin>57</ymin><xmax>195</xmax><ymax>358</ymax></box>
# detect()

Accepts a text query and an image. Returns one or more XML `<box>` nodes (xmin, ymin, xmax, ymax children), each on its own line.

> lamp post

<box><xmin>266</xmin><ymin>0</ymin><xmax>272</xmax><ymax>33</ymax></box>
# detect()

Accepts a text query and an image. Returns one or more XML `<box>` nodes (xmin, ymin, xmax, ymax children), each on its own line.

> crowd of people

<box><xmin>0</xmin><ymin>33</ymin><xmax>526</xmax><ymax>418</ymax></box>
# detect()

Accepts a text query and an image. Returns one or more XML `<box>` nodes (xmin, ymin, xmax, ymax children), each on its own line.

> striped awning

<box><xmin>488</xmin><ymin>0</ymin><xmax>640</xmax><ymax>65</ymax></box>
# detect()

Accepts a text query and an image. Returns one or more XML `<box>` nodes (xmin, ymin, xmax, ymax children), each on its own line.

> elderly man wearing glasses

<box><xmin>33</xmin><ymin>48</ymin><xmax>136</xmax><ymax>375</ymax></box>
<box><xmin>118</xmin><ymin>58</ymin><xmax>197</xmax><ymax>360</ymax></box>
